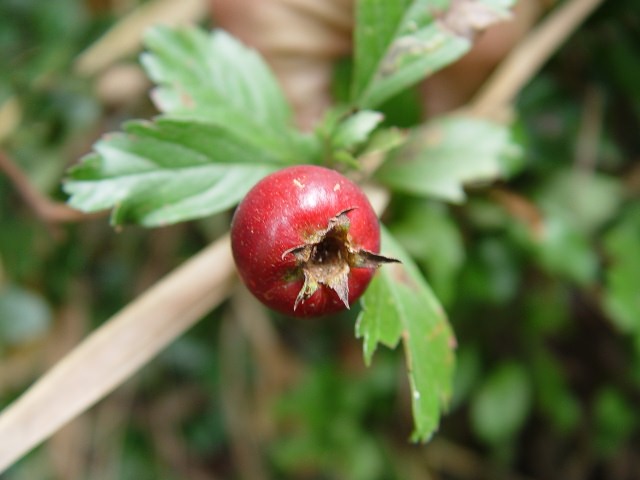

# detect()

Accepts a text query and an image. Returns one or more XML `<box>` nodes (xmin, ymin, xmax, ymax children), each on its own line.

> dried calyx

<box><xmin>282</xmin><ymin>208</ymin><xmax>399</xmax><ymax>311</ymax></box>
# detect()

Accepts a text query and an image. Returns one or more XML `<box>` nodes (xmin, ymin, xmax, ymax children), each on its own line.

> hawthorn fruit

<box><xmin>231</xmin><ymin>165</ymin><xmax>397</xmax><ymax>317</ymax></box>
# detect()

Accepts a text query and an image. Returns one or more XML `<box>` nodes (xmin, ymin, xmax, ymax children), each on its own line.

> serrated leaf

<box><xmin>142</xmin><ymin>26</ymin><xmax>289</xmax><ymax>125</ymax></box>
<box><xmin>141</xmin><ymin>26</ymin><xmax>310</xmax><ymax>162</ymax></box>
<box><xmin>356</xmin><ymin>228</ymin><xmax>455</xmax><ymax>441</ymax></box>
<box><xmin>64</xmin><ymin>118</ymin><xmax>284</xmax><ymax>226</ymax></box>
<box><xmin>375</xmin><ymin>115</ymin><xmax>521</xmax><ymax>202</ymax></box>
<box><xmin>351</xmin><ymin>0</ymin><xmax>514</xmax><ymax>109</ymax></box>
<box><xmin>66</xmin><ymin>26</ymin><xmax>323</xmax><ymax>226</ymax></box>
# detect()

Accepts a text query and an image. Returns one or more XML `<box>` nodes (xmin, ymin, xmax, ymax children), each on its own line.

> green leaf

<box><xmin>360</xmin><ymin>128</ymin><xmax>408</xmax><ymax>159</ymax></box>
<box><xmin>143</xmin><ymin>27</ymin><xmax>289</xmax><ymax>126</ymax></box>
<box><xmin>603</xmin><ymin>206</ymin><xmax>640</xmax><ymax>335</ymax></box>
<box><xmin>470</xmin><ymin>363</ymin><xmax>532</xmax><ymax>445</ymax></box>
<box><xmin>356</xmin><ymin>228</ymin><xmax>455</xmax><ymax>441</ymax></box>
<box><xmin>64</xmin><ymin>118</ymin><xmax>284</xmax><ymax>226</ymax></box>
<box><xmin>351</xmin><ymin>0</ymin><xmax>514</xmax><ymax>109</ymax></box>
<box><xmin>141</xmin><ymin>26</ymin><xmax>313</xmax><ymax>163</ymax></box>
<box><xmin>332</xmin><ymin>110</ymin><xmax>384</xmax><ymax>151</ymax></box>
<box><xmin>376</xmin><ymin>115</ymin><xmax>522</xmax><ymax>202</ymax></box>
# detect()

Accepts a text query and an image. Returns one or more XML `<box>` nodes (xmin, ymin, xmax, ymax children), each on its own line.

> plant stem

<box><xmin>469</xmin><ymin>0</ymin><xmax>606</xmax><ymax>117</ymax></box>
<box><xmin>0</xmin><ymin>151</ymin><xmax>104</xmax><ymax>226</ymax></box>
<box><xmin>0</xmin><ymin>235</ymin><xmax>236</xmax><ymax>473</ymax></box>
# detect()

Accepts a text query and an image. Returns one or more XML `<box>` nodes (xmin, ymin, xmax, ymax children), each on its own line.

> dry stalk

<box><xmin>0</xmin><ymin>234</ymin><xmax>236</xmax><ymax>473</ymax></box>
<box><xmin>469</xmin><ymin>0</ymin><xmax>607</xmax><ymax>118</ymax></box>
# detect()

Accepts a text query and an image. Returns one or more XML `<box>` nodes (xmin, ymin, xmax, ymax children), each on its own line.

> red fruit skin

<box><xmin>231</xmin><ymin>165</ymin><xmax>380</xmax><ymax>317</ymax></box>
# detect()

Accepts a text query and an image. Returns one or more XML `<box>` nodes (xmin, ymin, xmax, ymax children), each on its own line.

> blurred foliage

<box><xmin>1</xmin><ymin>0</ymin><xmax>640</xmax><ymax>479</ymax></box>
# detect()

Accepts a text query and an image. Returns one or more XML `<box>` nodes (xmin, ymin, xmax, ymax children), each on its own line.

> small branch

<box><xmin>0</xmin><ymin>150</ymin><xmax>105</xmax><ymax>224</ymax></box>
<box><xmin>469</xmin><ymin>0</ymin><xmax>606</xmax><ymax>118</ymax></box>
<box><xmin>0</xmin><ymin>234</ymin><xmax>236</xmax><ymax>473</ymax></box>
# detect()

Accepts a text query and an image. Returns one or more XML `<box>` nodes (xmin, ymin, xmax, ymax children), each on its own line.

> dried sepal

<box><xmin>283</xmin><ymin>208</ymin><xmax>400</xmax><ymax>310</ymax></box>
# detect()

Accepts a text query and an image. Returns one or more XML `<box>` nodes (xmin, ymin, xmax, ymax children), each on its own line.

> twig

<box><xmin>0</xmin><ymin>234</ymin><xmax>236</xmax><ymax>473</ymax></box>
<box><xmin>469</xmin><ymin>0</ymin><xmax>607</xmax><ymax>118</ymax></box>
<box><xmin>0</xmin><ymin>150</ymin><xmax>105</xmax><ymax>224</ymax></box>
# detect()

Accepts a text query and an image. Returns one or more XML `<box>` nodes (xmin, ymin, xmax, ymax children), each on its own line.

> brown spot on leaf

<box><xmin>380</xmin><ymin>34</ymin><xmax>447</xmax><ymax>77</ymax></box>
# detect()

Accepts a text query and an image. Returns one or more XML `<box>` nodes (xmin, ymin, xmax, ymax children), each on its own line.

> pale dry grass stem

<box><xmin>0</xmin><ymin>234</ymin><xmax>236</xmax><ymax>473</ymax></box>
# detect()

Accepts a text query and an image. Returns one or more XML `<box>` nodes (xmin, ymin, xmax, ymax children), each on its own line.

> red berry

<box><xmin>231</xmin><ymin>165</ymin><xmax>398</xmax><ymax>317</ymax></box>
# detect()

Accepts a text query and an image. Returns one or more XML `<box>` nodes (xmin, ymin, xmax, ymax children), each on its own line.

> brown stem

<box><xmin>469</xmin><ymin>0</ymin><xmax>606</xmax><ymax>118</ymax></box>
<box><xmin>0</xmin><ymin>150</ymin><xmax>106</xmax><ymax>224</ymax></box>
<box><xmin>0</xmin><ymin>234</ymin><xmax>236</xmax><ymax>473</ymax></box>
